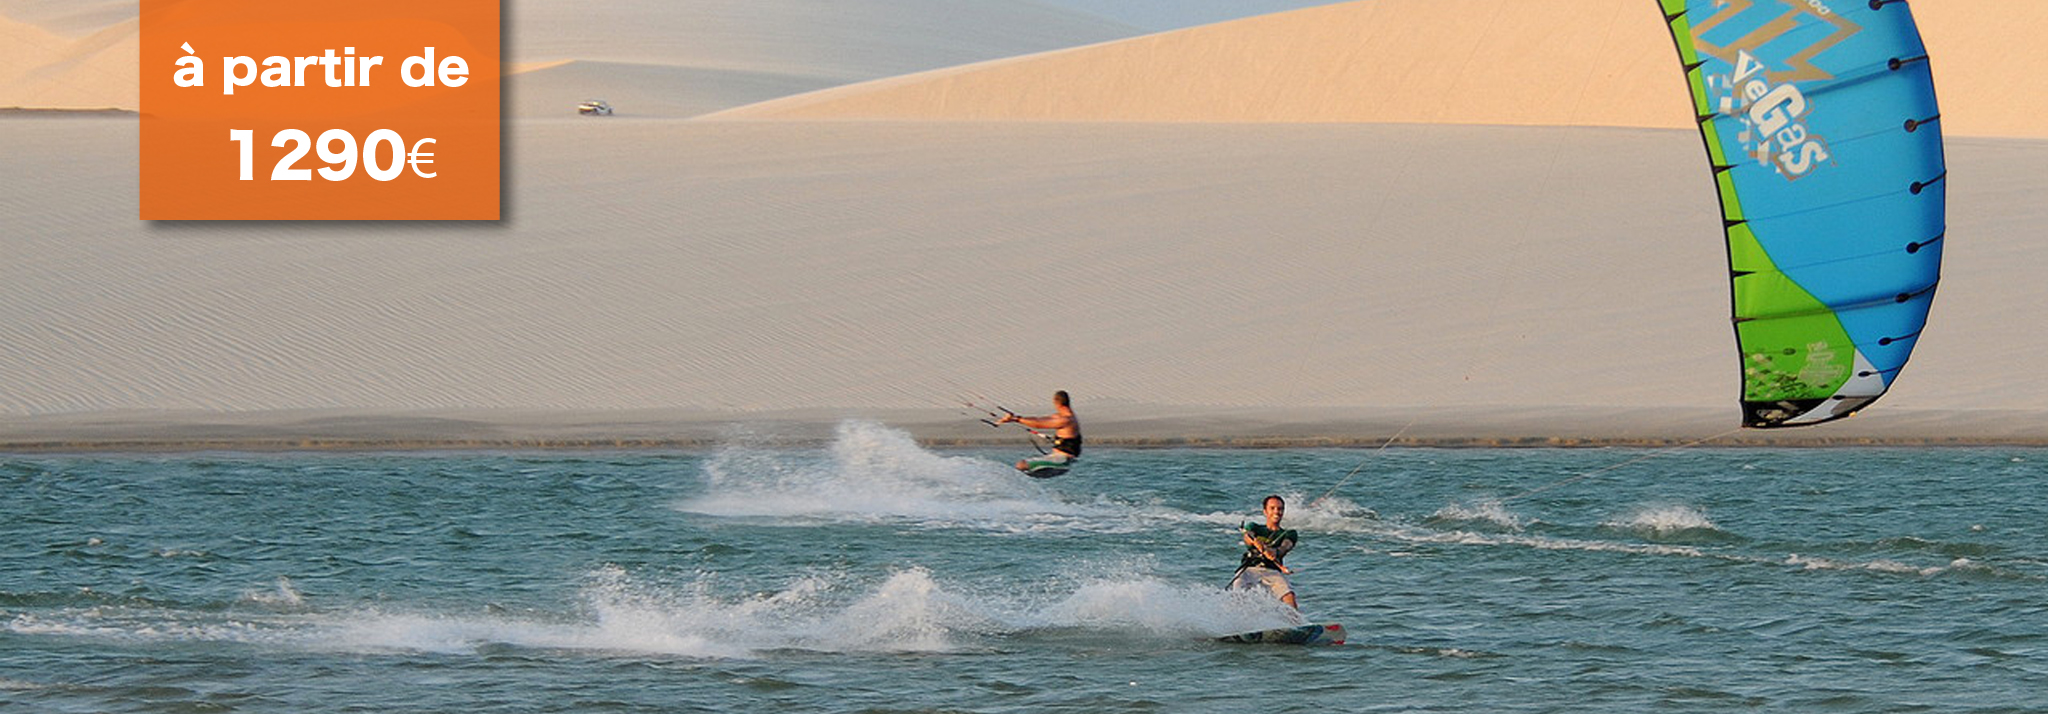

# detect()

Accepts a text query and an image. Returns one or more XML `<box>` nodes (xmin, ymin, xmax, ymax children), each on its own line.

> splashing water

<box><xmin>679</xmin><ymin>421</ymin><xmax>1098</xmax><ymax>525</ymax></box>
<box><xmin>1609</xmin><ymin>504</ymin><xmax>1717</xmax><ymax>532</ymax></box>
<box><xmin>10</xmin><ymin>447</ymin><xmax>2048</xmax><ymax>713</ymax></box>
<box><xmin>1599</xmin><ymin>504</ymin><xmax>1733</xmax><ymax>543</ymax></box>
<box><xmin>1427</xmin><ymin>499</ymin><xmax>1529</xmax><ymax>531</ymax></box>
<box><xmin>7</xmin><ymin>563</ymin><xmax>1307</xmax><ymax>661</ymax></box>
<box><xmin>241</xmin><ymin>576</ymin><xmax>305</xmax><ymax>610</ymax></box>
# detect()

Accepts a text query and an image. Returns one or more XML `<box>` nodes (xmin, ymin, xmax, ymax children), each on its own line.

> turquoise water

<box><xmin>5</xmin><ymin>422</ymin><xmax>2046</xmax><ymax>712</ymax></box>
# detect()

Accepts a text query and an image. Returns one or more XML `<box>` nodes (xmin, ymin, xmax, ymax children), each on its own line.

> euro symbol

<box><xmin>408</xmin><ymin>138</ymin><xmax>438</xmax><ymax>179</ymax></box>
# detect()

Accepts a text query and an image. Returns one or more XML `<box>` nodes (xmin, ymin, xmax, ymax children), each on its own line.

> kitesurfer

<box><xmin>994</xmin><ymin>390</ymin><xmax>1081</xmax><ymax>474</ymax></box>
<box><xmin>1231</xmin><ymin>494</ymin><xmax>1298</xmax><ymax>609</ymax></box>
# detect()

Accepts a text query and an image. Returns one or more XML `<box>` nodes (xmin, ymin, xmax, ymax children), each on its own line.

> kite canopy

<box><xmin>1656</xmin><ymin>0</ymin><xmax>1946</xmax><ymax>428</ymax></box>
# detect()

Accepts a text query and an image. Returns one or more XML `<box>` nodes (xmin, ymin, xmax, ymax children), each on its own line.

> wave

<box><xmin>1185</xmin><ymin>493</ymin><xmax>1380</xmax><ymax>536</ymax></box>
<box><xmin>239</xmin><ymin>576</ymin><xmax>306</xmax><ymax>610</ymax></box>
<box><xmin>1599</xmin><ymin>505</ymin><xmax>1743</xmax><ymax>544</ymax></box>
<box><xmin>672</xmin><ymin>420</ymin><xmax>1262</xmax><ymax>536</ymax></box>
<box><xmin>538</xmin><ymin>564</ymin><xmax>1302</xmax><ymax>656</ymax></box>
<box><xmin>1425</xmin><ymin>499</ymin><xmax>1529</xmax><ymax>531</ymax></box>
<box><xmin>1779</xmin><ymin>554</ymin><xmax>2038</xmax><ymax>581</ymax></box>
<box><xmin>1361</xmin><ymin>520</ymin><xmax>2044</xmax><ymax>583</ymax></box>
<box><xmin>676</xmin><ymin>421</ymin><xmax>1091</xmax><ymax>526</ymax></box>
<box><xmin>3</xmin><ymin>563</ymin><xmax>1303</xmax><ymax>660</ymax></box>
<box><xmin>1364</xmin><ymin>524</ymin><xmax>1712</xmax><ymax>561</ymax></box>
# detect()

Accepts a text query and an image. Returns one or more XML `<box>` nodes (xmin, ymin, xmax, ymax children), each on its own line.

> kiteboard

<box><xmin>1021</xmin><ymin>466</ymin><xmax>1068</xmax><ymax>479</ymax></box>
<box><xmin>1217</xmin><ymin>622</ymin><xmax>1346</xmax><ymax>646</ymax></box>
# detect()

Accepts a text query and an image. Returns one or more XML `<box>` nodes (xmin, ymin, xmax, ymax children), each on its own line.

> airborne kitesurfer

<box><xmin>994</xmin><ymin>390</ymin><xmax>1081</xmax><ymax>475</ymax></box>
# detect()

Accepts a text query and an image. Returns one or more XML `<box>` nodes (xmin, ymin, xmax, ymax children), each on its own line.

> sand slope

<box><xmin>714</xmin><ymin>0</ymin><xmax>2048</xmax><ymax>139</ymax></box>
<box><xmin>0</xmin><ymin>13</ymin><xmax>134</xmax><ymax>109</ymax></box>
<box><xmin>0</xmin><ymin>0</ymin><xmax>132</xmax><ymax>35</ymax></box>
<box><xmin>1912</xmin><ymin>1</ymin><xmax>2048</xmax><ymax>140</ymax></box>
<box><xmin>1</xmin><ymin>0</ymin><xmax>1139</xmax><ymax>114</ymax></box>
<box><xmin>0</xmin><ymin>13</ymin><xmax>65</xmax><ymax>85</ymax></box>
<box><xmin>4</xmin><ymin>0</ymin><xmax>2045</xmax><ymax>446</ymax></box>
<box><xmin>509</xmin><ymin>0</ymin><xmax>1137</xmax><ymax>77</ymax></box>
<box><xmin>5</xmin><ymin>117</ymin><xmax>2046</xmax><ymax>445</ymax></box>
<box><xmin>502</xmin><ymin>0</ymin><xmax>1137</xmax><ymax>118</ymax></box>
<box><xmin>508</xmin><ymin>60</ymin><xmax>839</xmax><ymax>119</ymax></box>
<box><xmin>1032</xmin><ymin>0</ymin><xmax>1346</xmax><ymax>31</ymax></box>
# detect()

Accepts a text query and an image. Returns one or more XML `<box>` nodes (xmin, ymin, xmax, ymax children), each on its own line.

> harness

<box><xmin>1238</xmin><ymin>524</ymin><xmax>1295</xmax><ymax>571</ymax></box>
<box><xmin>1052</xmin><ymin>434</ymin><xmax>1082</xmax><ymax>457</ymax></box>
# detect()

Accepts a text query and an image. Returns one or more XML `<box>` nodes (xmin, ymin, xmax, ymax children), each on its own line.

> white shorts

<box><xmin>1230</xmin><ymin>566</ymin><xmax>1294</xmax><ymax>599</ymax></box>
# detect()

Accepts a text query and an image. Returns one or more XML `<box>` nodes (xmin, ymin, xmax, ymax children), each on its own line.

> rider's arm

<box><xmin>1268</xmin><ymin>536</ymin><xmax>1295</xmax><ymax>560</ymax></box>
<box><xmin>1006</xmin><ymin>414</ymin><xmax>1071</xmax><ymax>429</ymax></box>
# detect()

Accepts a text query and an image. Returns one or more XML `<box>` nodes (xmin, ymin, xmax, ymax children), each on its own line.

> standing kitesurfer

<box><xmin>995</xmin><ymin>390</ymin><xmax>1081</xmax><ymax>474</ymax></box>
<box><xmin>1231</xmin><ymin>494</ymin><xmax>1299</xmax><ymax>609</ymax></box>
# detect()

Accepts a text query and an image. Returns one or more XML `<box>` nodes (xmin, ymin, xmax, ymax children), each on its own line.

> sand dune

<box><xmin>0</xmin><ymin>12</ymin><xmax>135</xmax><ymax>110</ymax></box>
<box><xmin>0</xmin><ymin>16</ymin><xmax>135</xmax><ymax>109</ymax></box>
<box><xmin>509</xmin><ymin>60</ymin><xmax>838</xmax><ymax>119</ymax></box>
<box><xmin>2</xmin><ymin>0</ymin><xmax>1139</xmax><ymax>113</ymax></box>
<box><xmin>714</xmin><ymin>0</ymin><xmax>2048</xmax><ymax>139</ymax></box>
<box><xmin>4</xmin><ymin>1</ymin><xmax>2044</xmax><ymax>447</ymax></box>
<box><xmin>499</xmin><ymin>0</ymin><xmax>1136</xmax><ymax>119</ymax></box>
<box><xmin>712</xmin><ymin>0</ymin><xmax>1684</xmax><ymax>126</ymax></box>
<box><xmin>508</xmin><ymin>0</ymin><xmax>1136</xmax><ymax>79</ymax></box>
<box><xmin>1034</xmin><ymin>0</ymin><xmax>1346</xmax><ymax>31</ymax></box>
<box><xmin>5</xmin><ymin>116</ymin><xmax>2045</xmax><ymax>445</ymax></box>
<box><xmin>1911</xmin><ymin>1</ymin><xmax>2048</xmax><ymax>140</ymax></box>
<box><xmin>0</xmin><ymin>0</ymin><xmax>130</xmax><ymax>35</ymax></box>
<box><xmin>0</xmin><ymin>14</ymin><xmax>64</xmax><ymax>85</ymax></box>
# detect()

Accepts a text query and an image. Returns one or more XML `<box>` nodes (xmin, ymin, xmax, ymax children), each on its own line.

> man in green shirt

<box><xmin>1230</xmin><ymin>494</ymin><xmax>1298</xmax><ymax>609</ymax></box>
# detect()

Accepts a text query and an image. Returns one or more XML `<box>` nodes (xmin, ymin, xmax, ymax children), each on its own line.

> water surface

<box><xmin>5</xmin><ymin>422</ymin><xmax>2045</xmax><ymax>712</ymax></box>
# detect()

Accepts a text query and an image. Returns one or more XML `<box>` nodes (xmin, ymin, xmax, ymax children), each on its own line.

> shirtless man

<box><xmin>995</xmin><ymin>390</ymin><xmax>1081</xmax><ymax>474</ymax></box>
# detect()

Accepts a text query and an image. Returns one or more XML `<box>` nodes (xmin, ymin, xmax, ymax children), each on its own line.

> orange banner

<box><xmin>141</xmin><ymin>0</ymin><xmax>500</xmax><ymax>220</ymax></box>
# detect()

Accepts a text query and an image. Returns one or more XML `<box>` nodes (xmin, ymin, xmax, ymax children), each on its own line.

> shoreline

<box><xmin>6</xmin><ymin>438</ymin><xmax>2042</xmax><ymax>455</ymax></box>
<box><xmin>6</xmin><ymin>406</ymin><xmax>2047</xmax><ymax>452</ymax></box>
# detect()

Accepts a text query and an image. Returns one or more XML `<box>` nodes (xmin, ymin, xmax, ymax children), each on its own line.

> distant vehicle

<box><xmin>577</xmin><ymin>99</ymin><xmax>613</xmax><ymax>116</ymax></box>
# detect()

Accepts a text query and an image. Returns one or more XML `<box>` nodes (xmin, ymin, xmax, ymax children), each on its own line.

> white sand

<box><xmin>500</xmin><ymin>0</ymin><xmax>1139</xmax><ymax>119</ymax></box>
<box><xmin>0</xmin><ymin>12</ymin><xmax>134</xmax><ymax>110</ymax></box>
<box><xmin>713</xmin><ymin>0</ymin><xmax>2048</xmax><ymax>139</ymax></box>
<box><xmin>2</xmin><ymin>0</ymin><xmax>1140</xmax><ymax>114</ymax></box>
<box><xmin>507</xmin><ymin>60</ymin><xmax>839</xmax><ymax>119</ymax></box>
<box><xmin>2</xmin><ymin>0</ymin><xmax>2045</xmax><ymax>447</ymax></box>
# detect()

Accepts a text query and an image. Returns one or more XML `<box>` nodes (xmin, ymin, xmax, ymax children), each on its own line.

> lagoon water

<box><xmin>5</xmin><ymin>422</ymin><xmax>2046</xmax><ymax>712</ymax></box>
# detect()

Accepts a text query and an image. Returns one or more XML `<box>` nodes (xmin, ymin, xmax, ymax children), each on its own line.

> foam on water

<box><xmin>563</xmin><ymin>564</ymin><xmax>1302</xmax><ymax>655</ymax></box>
<box><xmin>1426</xmin><ymin>499</ymin><xmax>1529</xmax><ymax>531</ymax></box>
<box><xmin>312</xmin><ymin>565</ymin><xmax>997</xmax><ymax>658</ymax></box>
<box><xmin>1370</xmin><ymin>522</ymin><xmax>1712</xmax><ymax>560</ymax></box>
<box><xmin>678</xmin><ymin>421</ymin><xmax>1120</xmax><ymax>528</ymax></box>
<box><xmin>1600</xmin><ymin>504</ymin><xmax>1734</xmax><ymax>541</ymax></box>
<box><xmin>1281</xmin><ymin>494</ymin><xmax>1380</xmax><ymax>532</ymax></box>
<box><xmin>239</xmin><ymin>576</ymin><xmax>306</xmax><ymax>610</ymax></box>
<box><xmin>1188</xmin><ymin>493</ymin><xmax>1379</xmax><ymax>534</ymax></box>
<box><xmin>321</xmin><ymin>611</ymin><xmax>628</xmax><ymax>657</ymax></box>
<box><xmin>1365</xmin><ymin>521</ymin><xmax>2044</xmax><ymax>582</ymax></box>
<box><xmin>1776</xmin><ymin>554</ymin><xmax>2038</xmax><ymax>580</ymax></box>
<box><xmin>6</xmin><ymin>610</ymin><xmax>291</xmax><ymax>646</ymax></box>
<box><xmin>4</xmin><ymin>563</ymin><xmax>1301</xmax><ymax>660</ymax></box>
<box><xmin>1023</xmin><ymin>575</ymin><xmax>1300</xmax><ymax>638</ymax></box>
